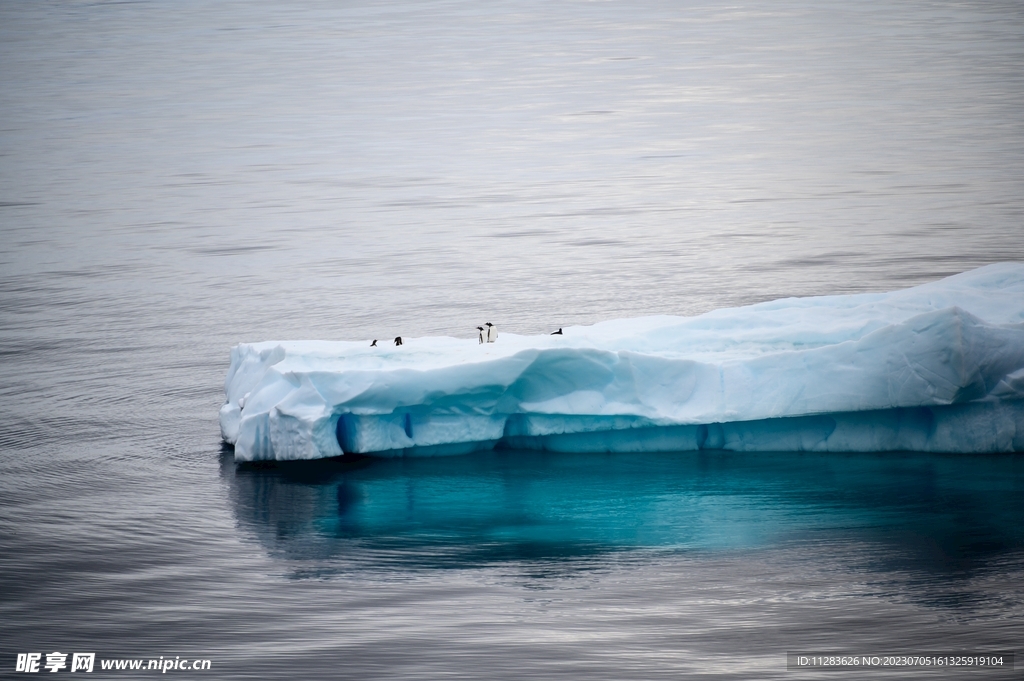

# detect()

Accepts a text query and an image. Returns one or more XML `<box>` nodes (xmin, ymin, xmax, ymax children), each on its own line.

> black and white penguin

<box><xmin>394</xmin><ymin>336</ymin><xmax>403</xmax><ymax>346</ymax></box>
<box><xmin>477</xmin><ymin>326</ymin><xmax>485</xmax><ymax>344</ymax></box>
<box><xmin>485</xmin><ymin>322</ymin><xmax>497</xmax><ymax>343</ymax></box>
<box><xmin>551</xmin><ymin>328</ymin><xmax>563</xmax><ymax>335</ymax></box>
<box><xmin>370</xmin><ymin>339</ymin><xmax>378</xmax><ymax>347</ymax></box>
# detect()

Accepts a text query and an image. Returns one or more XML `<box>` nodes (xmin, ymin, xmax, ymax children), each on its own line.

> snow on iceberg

<box><xmin>220</xmin><ymin>263</ymin><xmax>1024</xmax><ymax>461</ymax></box>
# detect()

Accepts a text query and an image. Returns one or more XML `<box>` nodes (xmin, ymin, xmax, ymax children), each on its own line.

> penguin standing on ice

<box><xmin>394</xmin><ymin>336</ymin><xmax>403</xmax><ymax>346</ymax></box>
<box><xmin>485</xmin><ymin>322</ymin><xmax>497</xmax><ymax>343</ymax></box>
<box><xmin>370</xmin><ymin>339</ymin><xmax>378</xmax><ymax>347</ymax></box>
<box><xmin>551</xmin><ymin>328</ymin><xmax>563</xmax><ymax>335</ymax></box>
<box><xmin>477</xmin><ymin>326</ymin><xmax>485</xmax><ymax>344</ymax></box>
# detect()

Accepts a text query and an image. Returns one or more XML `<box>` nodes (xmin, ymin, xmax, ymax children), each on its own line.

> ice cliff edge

<box><xmin>220</xmin><ymin>264</ymin><xmax>1024</xmax><ymax>460</ymax></box>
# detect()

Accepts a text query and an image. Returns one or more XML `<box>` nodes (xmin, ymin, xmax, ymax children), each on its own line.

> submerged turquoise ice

<box><xmin>220</xmin><ymin>264</ymin><xmax>1024</xmax><ymax>461</ymax></box>
<box><xmin>227</xmin><ymin>449</ymin><xmax>1024</xmax><ymax>567</ymax></box>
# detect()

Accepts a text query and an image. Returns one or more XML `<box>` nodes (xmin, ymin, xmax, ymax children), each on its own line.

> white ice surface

<box><xmin>221</xmin><ymin>263</ymin><xmax>1024</xmax><ymax>460</ymax></box>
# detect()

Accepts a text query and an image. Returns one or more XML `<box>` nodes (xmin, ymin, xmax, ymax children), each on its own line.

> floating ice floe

<box><xmin>220</xmin><ymin>263</ymin><xmax>1024</xmax><ymax>460</ymax></box>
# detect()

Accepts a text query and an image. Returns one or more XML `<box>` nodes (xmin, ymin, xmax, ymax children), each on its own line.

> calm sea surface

<box><xmin>2</xmin><ymin>1</ymin><xmax>1023</xmax><ymax>678</ymax></box>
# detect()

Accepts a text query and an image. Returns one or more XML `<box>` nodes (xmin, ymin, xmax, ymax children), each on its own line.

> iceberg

<box><xmin>220</xmin><ymin>263</ymin><xmax>1024</xmax><ymax>461</ymax></box>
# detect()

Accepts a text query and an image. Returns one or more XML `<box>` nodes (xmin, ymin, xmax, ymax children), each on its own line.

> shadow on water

<box><xmin>221</xmin><ymin>445</ymin><xmax>1024</xmax><ymax>577</ymax></box>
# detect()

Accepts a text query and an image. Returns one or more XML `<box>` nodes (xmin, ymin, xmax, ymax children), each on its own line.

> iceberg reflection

<box><xmin>222</xmin><ymin>447</ymin><xmax>1024</xmax><ymax>574</ymax></box>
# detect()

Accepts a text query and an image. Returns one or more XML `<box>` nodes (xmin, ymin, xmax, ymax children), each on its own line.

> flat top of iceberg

<box><xmin>243</xmin><ymin>262</ymin><xmax>1024</xmax><ymax>372</ymax></box>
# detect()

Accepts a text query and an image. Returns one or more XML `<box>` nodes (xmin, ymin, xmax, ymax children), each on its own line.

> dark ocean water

<box><xmin>2</xmin><ymin>0</ymin><xmax>1024</xmax><ymax>678</ymax></box>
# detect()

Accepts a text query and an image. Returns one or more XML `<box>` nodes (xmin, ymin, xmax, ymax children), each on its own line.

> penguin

<box><xmin>394</xmin><ymin>336</ymin><xmax>403</xmax><ymax>346</ymax></box>
<box><xmin>477</xmin><ymin>326</ymin><xmax>485</xmax><ymax>344</ymax></box>
<box><xmin>485</xmin><ymin>322</ymin><xmax>496</xmax><ymax>343</ymax></box>
<box><xmin>370</xmin><ymin>339</ymin><xmax>378</xmax><ymax>347</ymax></box>
<box><xmin>551</xmin><ymin>328</ymin><xmax>563</xmax><ymax>335</ymax></box>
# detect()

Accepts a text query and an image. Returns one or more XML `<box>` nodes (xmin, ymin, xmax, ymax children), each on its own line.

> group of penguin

<box><xmin>371</xmin><ymin>323</ymin><xmax>563</xmax><ymax>348</ymax></box>
<box><xmin>476</xmin><ymin>322</ymin><xmax>497</xmax><ymax>344</ymax></box>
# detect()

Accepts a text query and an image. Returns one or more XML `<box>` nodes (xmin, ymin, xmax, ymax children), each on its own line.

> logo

<box><xmin>16</xmin><ymin>653</ymin><xmax>94</xmax><ymax>673</ymax></box>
